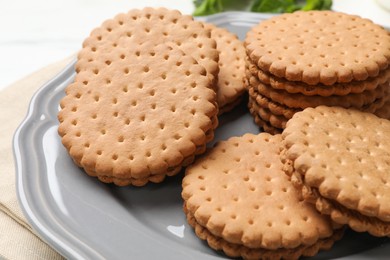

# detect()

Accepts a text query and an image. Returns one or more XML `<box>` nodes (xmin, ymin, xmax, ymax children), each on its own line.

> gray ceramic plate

<box><xmin>13</xmin><ymin>12</ymin><xmax>390</xmax><ymax>260</ymax></box>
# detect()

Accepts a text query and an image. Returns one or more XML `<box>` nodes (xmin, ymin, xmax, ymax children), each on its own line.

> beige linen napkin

<box><xmin>0</xmin><ymin>56</ymin><xmax>76</xmax><ymax>260</ymax></box>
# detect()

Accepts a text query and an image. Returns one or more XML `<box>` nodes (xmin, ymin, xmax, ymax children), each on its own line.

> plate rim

<box><xmin>13</xmin><ymin>59</ymin><xmax>85</xmax><ymax>259</ymax></box>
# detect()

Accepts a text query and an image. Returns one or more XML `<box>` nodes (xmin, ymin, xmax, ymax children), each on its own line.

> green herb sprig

<box><xmin>193</xmin><ymin>0</ymin><xmax>332</xmax><ymax>16</ymax></box>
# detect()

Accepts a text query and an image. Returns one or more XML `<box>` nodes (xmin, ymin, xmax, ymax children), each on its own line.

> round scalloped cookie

<box><xmin>77</xmin><ymin>7</ymin><xmax>219</xmax><ymax>86</ymax></box>
<box><xmin>203</xmin><ymin>22</ymin><xmax>247</xmax><ymax>114</ymax></box>
<box><xmin>282</xmin><ymin>106</ymin><xmax>390</xmax><ymax>236</ymax></box>
<box><xmin>182</xmin><ymin>133</ymin><xmax>342</xmax><ymax>258</ymax></box>
<box><xmin>58</xmin><ymin>42</ymin><xmax>218</xmax><ymax>186</ymax></box>
<box><xmin>184</xmin><ymin>205</ymin><xmax>344</xmax><ymax>260</ymax></box>
<box><xmin>245</xmin><ymin>11</ymin><xmax>390</xmax><ymax>85</ymax></box>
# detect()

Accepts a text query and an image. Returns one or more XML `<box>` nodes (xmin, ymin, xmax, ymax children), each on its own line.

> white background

<box><xmin>0</xmin><ymin>0</ymin><xmax>389</xmax><ymax>90</ymax></box>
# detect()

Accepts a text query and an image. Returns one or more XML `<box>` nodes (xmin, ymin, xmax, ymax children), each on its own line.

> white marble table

<box><xmin>0</xmin><ymin>0</ymin><xmax>389</xmax><ymax>91</ymax></box>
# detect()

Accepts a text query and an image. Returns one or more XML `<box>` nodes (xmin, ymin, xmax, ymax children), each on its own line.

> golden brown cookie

<box><xmin>78</xmin><ymin>7</ymin><xmax>219</xmax><ymax>85</ymax></box>
<box><xmin>248</xmin><ymin>59</ymin><xmax>390</xmax><ymax>96</ymax></box>
<box><xmin>249</xmin><ymin>98</ymin><xmax>287</xmax><ymax>129</ymax></box>
<box><xmin>183</xmin><ymin>133</ymin><xmax>343</xmax><ymax>259</ymax></box>
<box><xmin>248</xmin><ymin>82</ymin><xmax>390</xmax><ymax>123</ymax></box>
<box><xmin>282</xmin><ymin>106</ymin><xmax>390</xmax><ymax>236</ymax></box>
<box><xmin>203</xmin><ymin>22</ymin><xmax>247</xmax><ymax>114</ymax></box>
<box><xmin>249</xmin><ymin>75</ymin><xmax>389</xmax><ymax>110</ymax></box>
<box><xmin>58</xmin><ymin>42</ymin><xmax>218</xmax><ymax>186</ymax></box>
<box><xmin>245</xmin><ymin>11</ymin><xmax>390</xmax><ymax>85</ymax></box>
<box><xmin>248</xmin><ymin>99</ymin><xmax>282</xmax><ymax>135</ymax></box>
<box><xmin>184</xmin><ymin>206</ymin><xmax>343</xmax><ymax>260</ymax></box>
<box><xmin>248</xmin><ymin>86</ymin><xmax>299</xmax><ymax>119</ymax></box>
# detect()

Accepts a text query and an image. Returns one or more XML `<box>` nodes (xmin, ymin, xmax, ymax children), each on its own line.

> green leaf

<box><xmin>251</xmin><ymin>0</ymin><xmax>296</xmax><ymax>13</ymax></box>
<box><xmin>193</xmin><ymin>0</ymin><xmax>223</xmax><ymax>16</ymax></box>
<box><xmin>250</xmin><ymin>0</ymin><xmax>332</xmax><ymax>13</ymax></box>
<box><xmin>301</xmin><ymin>0</ymin><xmax>322</xmax><ymax>10</ymax></box>
<box><xmin>221</xmin><ymin>0</ymin><xmax>253</xmax><ymax>11</ymax></box>
<box><xmin>193</xmin><ymin>0</ymin><xmax>203</xmax><ymax>8</ymax></box>
<box><xmin>193</xmin><ymin>0</ymin><xmax>332</xmax><ymax>16</ymax></box>
<box><xmin>320</xmin><ymin>0</ymin><xmax>332</xmax><ymax>10</ymax></box>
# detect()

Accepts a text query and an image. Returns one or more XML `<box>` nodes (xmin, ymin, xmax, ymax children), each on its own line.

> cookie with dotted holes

<box><xmin>77</xmin><ymin>7</ymin><xmax>219</xmax><ymax>87</ymax></box>
<box><xmin>58</xmin><ymin>42</ymin><xmax>218</xmax><ymax>186</ymax></box>
<box><xmin>249</xmin><ymin>75</ymin><xmax>390</xmax><ymax>111</ymax></box>
<box><xmin>245</xmin><ymin>11</ymin><xmax>390</xmax><ymax>85</ymax></box>
<box><xmin>247</xmin><ymin>59</ymin><xmax>390</xmax><ymax>97</ymax></box>
<box><xmin>203</xmin><ymin>22</ymin><xmax>247</xmax><ymax>114</ymax></box>
<box><xmin>282</xmin><ymin>106</ymin><xmax>390</xmax><ymax>236</ymax></box>
<box><xmin>182</xmin><ymin>133</ymin><xmax>344</xmax><ymax>259</ymax></box>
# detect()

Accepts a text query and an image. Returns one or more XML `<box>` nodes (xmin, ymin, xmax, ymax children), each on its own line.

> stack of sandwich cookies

<box><xmin>245</xmin><ymin>62</ymin><xmax>284</xmax><ymax>134</ymax></box>
<box><xmin>248</xmin><ymin>75</ymin><xmax>390</xmax><ymax>129</ymax></box>
<box><xmin>282</xmin><ymin>106</ymin><xmax>390</xmax><ymax>237</ymax></box>
<box><xmin>203</xmin><ymin>23</ymin><xmax>247</xmax><ymax>115</ymax></box>
<box><xmin>248</xmin><ymin>98</ymin><xmax>286</xmax><ymax>134</ymax></box>
<box><xmin>245</xmin><ymin>11</ymin><xmax>390</xmax><ymax>133</ymax></box>
<box><xmin>58</xmin><ymin>8</ymin><xmax>219</xmax><ymax>186</ymax></box>
<box><xmin>252</xmin><ymin>61</ymin><xmax>390</xmax><ymax>97</ymax></box>
<box><xmin>182</xmin><ymin>133</ymin><xmax>344</xmax><ymax>259</ymax></box>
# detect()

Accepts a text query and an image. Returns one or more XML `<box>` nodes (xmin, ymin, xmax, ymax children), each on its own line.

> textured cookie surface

<box><xmin>204</xmin><ymin>22</ymin><xmax>247</xmax><ymax>112</ymax></box>
<box><xmin>78</xmin><ymin>7</ymin><xmax>219</xmax><ymax>84</ymax></box>
<box><xmin>282</xmin><ymin>106</ymin><xmax>390</xmax><ymax>234</ymax></box>
<box><xmin>182</xmin><ymin>133</ymin><xmax>336</xmax><ymax>256</ymax></box>
<box><xmin>184</xmin><ymin>203</ymin><xmax>344</xmax><ymax>260</ymax></box>
<box><xmin>58</xmin><ymin>42</ymin><xmax>217</xmax><ymax>186</ymax></box>
<box><xmin>245</xmin><ymin>11</ymin><xmax>390</xmax><ymax>85</ymax></box>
